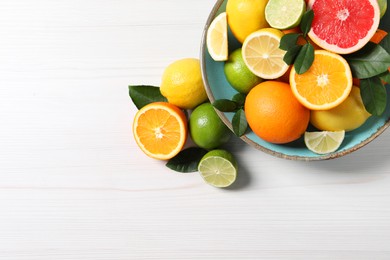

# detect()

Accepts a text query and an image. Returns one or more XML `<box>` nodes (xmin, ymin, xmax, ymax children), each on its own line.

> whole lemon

<box><xmin>244</xmin><ymin>81</ymin><xmax>310</xmax><ymax>144</ymax></box>
<box><xmin>189</xmin><ymin>103</ymin><xmax>231</xmax><ymax>150</ymax></box>
<box><xmin>226</xmin><ymin>0</ymin><xmax>269</xmax><ymax>43</ymax></box>
<box><xmin>310</xmin><ymin>86</ymin><xmax>371</xmax><ymax>132</ymax></box>
<box><xmin>160</xmin><ymin>58</ymin><xmax>208</xmax><ymax>109</ymax></box>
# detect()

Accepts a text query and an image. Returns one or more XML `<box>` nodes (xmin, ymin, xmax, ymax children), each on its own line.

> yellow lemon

<box><xmin>226</xmin><ymin>0</ymin><xmax>269</xmax><ymax>43</ymax></box>
<box><xmin>160</xmin><ymin>58</ymin><xmax>208</xmax><ymax>109</ymax></box>
<box><xmin>310</xmin><ymin>86</ymin><xmax>371</xmax><ymax>132</ymax></box>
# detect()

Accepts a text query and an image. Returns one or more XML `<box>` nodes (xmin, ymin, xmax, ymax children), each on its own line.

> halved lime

<box><xmin>198</xmin><ymin>149</ymin><xmax>237</xmax><ymax>188</ymax></box>
<box><xmin>265</xmin><ymin>0</ymin><xmax>306</xmax><ymax>30</ymax></box>
<box><xmin>304</xmin><ymin>130</ymin><xmax>345</xmax><ymax>154</ymax></box>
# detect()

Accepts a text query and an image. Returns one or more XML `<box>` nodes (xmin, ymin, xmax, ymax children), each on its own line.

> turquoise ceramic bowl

<box><xmin>200</xmin><ymin>0</ymin><xmax>390</xmax><ymax>160</ymax></box>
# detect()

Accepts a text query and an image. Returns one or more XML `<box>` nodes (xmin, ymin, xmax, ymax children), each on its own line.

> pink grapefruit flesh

<box><xmin>308</xmin><ymin>0</ymin><xmax>380</xmax><ymax>54</ymax></box>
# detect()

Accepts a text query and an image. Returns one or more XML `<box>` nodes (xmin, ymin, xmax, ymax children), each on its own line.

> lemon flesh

<box><xmin>206</xmin><ymin>12</ymin><xmax>228</xmax><ymax>61</ymax></box>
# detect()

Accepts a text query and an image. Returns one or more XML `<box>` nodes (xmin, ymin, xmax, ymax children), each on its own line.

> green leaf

<box><xmin>213</xmin><ymin>99</ymin><xmax>238</xmax><ymax>112</ymax></box>
<box><xmin>232</xmin><ymin>108</ymin><xmax>248</xmax><ymax>137</ymax></box>
<box><xmin>294</xmin><ymin>43</ymin><xmax>314</xmax><ymax>74</ymax></box>
<box><xmin>283</xmin><ymin>45</ymin><xmax>302</xmax><ymax>65</ymax></box>
<box><xmin>166</xmin><ymin>147</ymin><xmax>208</xmax><ymax>173</ymax></box>
<box><xmin>345</xmin><ymin>43</ymin><xmax>390</xmax><ymax>79</ymax></box>
<box><xmin>279</xmin><ymin>33</ymin><xmax>301</xmax><ymax>51</ymax></box>
<box><xmin>360</xmin><ymin>77</ymin><xmax>387</xmax><ymax>116</ymax></box>
<box><xmin>129</xmin><ymin>85</ymin><xmax>167</xmax><ymax>110</ymax></box>
<box><xmin>379</xmin><ymin>70</ymin><xmax>390</xmax><ymax>84</ymax></box>
<box><xmin>300</xmin><ymin>9</ymin><xmax>314</xmax><ymax>37</ymax></box>
<box><xmin>379</xmin><ymin>34</ymin><xmax>390</xmax><ymax>54</ymax></box>
<box><xmin>232</xmin><ymin>93</ymin><xmax>246</xmax><ymax>107</ymax></box>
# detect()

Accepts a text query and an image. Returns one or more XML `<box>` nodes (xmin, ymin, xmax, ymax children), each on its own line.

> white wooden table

<box><xmin>1</xmin><ymin>1</ymin><xmax>390</xmax><ymax>259</ymax></box>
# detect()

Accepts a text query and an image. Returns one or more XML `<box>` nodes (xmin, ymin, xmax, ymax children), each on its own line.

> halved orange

<box><xmin>132</xmin><ymin>102</ymin><xmax>187</xmax><ymax>160</ymax></box>
<box><xmin>290</xmin><ymin>50</ymin><xmax>353</xmax><ymax>110</ymax></box>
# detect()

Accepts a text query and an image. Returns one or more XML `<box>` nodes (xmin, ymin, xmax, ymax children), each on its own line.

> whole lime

<box><xmin>378</xmin><ymin>0</ymin><xmax>387</xmax><ymax>18</ymax></box>
<box><xmin>160</xmin><ymin>58</ymin><xmax>208</xmax><ymax>109</ymax></box>
<box><xmin>224</xmin><ymin>48</ymin><xmax>263</xmax><ymax>94</ymax></box>
<box><xmin>189</xmin><ymin>103</ymin><xmax>231</xmax><ymax>150</ymax></box>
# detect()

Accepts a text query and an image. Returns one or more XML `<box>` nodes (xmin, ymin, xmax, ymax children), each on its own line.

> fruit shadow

<box><xmin>299</xmin><ymin>134</ymin><xmax>390</xmax><ymax>177</ymax></box>
<box><xmin>221</xmin><ymin>137</ymin><xmax>253</xmax><ymax>191</ymax></box>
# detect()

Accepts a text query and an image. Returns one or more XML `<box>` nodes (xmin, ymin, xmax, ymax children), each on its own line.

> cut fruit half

<box><xmin>265</xmin><ymin>0</ymin><xmax>306</xmax><ymax>30</ymax></box>
<box><xmin>290</xmin><ymin>50</ymin><xmax>353</xmax><ymax>110</ymax></box>
<box><xmin>242</xmin><ymin>28</ymin><xmax>289</xmax><ymax>79</ymax></box>
<box><xmin>132</xmin><ymin>102</ymin><xmax>187</xmax><ymax>160</ymax></box>
<box><xmin>198</xmin><ymin>149</ymin><xmax>237</xmax><ymax>188</ymax></box>
<box><xmin>304</xmin><ymin>130</ymin><xmax>345</xmax><ymax>154</ymax></box>
<box><xmin>206</xmin><ymin>12</ymin><xmax>228</xmax><ymax>61</ymax></box>
<box><xmin>307</xmin><ymin>0</ymin><xmax>380</xmax><ymax>54</ymax></box>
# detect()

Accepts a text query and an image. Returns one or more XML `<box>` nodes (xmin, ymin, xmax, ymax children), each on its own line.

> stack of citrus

<box><xmin>205</xmin><ymin>0</ymin><xmax>388</xmax><ymax>154</ymax></box>
<box><xmin>131</xmin><ymin>58</ymin><xmax>237</xmax><ymax>188</ymax></box>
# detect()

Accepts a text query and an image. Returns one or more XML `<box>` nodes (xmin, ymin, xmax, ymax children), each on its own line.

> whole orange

<box><xmin>244</xmin><ymin>81</ymin><xmax>310</xmax><ymax>144</ymax></box>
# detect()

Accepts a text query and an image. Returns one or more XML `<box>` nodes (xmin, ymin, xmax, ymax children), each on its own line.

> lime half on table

<box><xmin>198</xmin><ymin>149</ymin><xmax>237</xmax><ymax>188</ymax></box>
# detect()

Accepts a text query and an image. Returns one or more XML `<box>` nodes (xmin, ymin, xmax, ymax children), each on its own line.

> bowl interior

<box><xmin>201</xmin><ymin>0</ymin><xmax>390</xmax><ymax>160</ymax></box>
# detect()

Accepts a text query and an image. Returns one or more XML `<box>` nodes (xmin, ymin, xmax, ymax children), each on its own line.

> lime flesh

<box><xmin>265</xmin><ymin>0</ymin><xmax>306</xmax><ymax>30</ymax></box>
<box><xmin>198</xmin><ymin>150</ymin><xmax>237</xmax><ymax>188</ymax></box>
<box><xmin>304</xmin><ymin>131</ymin><xmax>345</xmax><ymax>154</ymax></box>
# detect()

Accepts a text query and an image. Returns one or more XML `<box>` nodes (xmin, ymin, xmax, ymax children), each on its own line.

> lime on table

<box><xmin>189</xmin><ymin>103</ymin><xmax>231</xmax><ymax>150</ymax></box>
<box><xmin>224</xmin><ymin>48</ymin><xmax>263</xmax><ymax>94</ymax></box>
<box><xmin>198</xmin><ymin>149</ymin><xmax>237</xmax><ymax>188</ymax></box>
<box><xmin>304</xmin><ymin>130</ymin><xmax>345</xmax><ymax>154</ymax></box>
<box><xmin>265</xmin><ymin>0</ymin><xmax>306</xmax><ymax>30</ymax></box>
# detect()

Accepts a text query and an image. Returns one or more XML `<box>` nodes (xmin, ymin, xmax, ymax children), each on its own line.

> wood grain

<box><xmin>0</xmin><ymin>0</ymin><xmax>390</xmax><ymax>259</ymax></box>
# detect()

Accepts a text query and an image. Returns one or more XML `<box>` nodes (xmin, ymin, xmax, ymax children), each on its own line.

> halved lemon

<box><xmin>242</xmin><ymin>28</ymin><xmax>289</xmax><ymax>79</ymax></box>
<box><xmin>206</xmin><ymin>12</ymin><xmax>228</xmax><ymax>61</ymax></box>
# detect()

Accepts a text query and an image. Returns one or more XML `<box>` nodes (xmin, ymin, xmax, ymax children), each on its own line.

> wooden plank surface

<box><xmin>0</xmin><ymin>0</ymin><xmax>390</xmax><ymax>259</ymax></box>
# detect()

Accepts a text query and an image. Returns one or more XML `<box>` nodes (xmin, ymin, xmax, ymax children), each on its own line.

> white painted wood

<box><xmin>0</xmin><ymin>0</ymin><xmax>390</xmax><ymax>259</ymax></box>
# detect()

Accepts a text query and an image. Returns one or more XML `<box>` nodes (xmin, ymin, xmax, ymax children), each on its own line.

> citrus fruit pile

<box><xmin>130</xmin><ymin>58</ymin><xmax>237</xmax><ymax>188</ymax></box>
<box><xmin>206</xmin><ymin>0</ymin><xmax>390</xmax><ymax>155</ymax></box>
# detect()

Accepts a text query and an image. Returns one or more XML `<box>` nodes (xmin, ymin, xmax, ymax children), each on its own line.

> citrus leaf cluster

<box><xmin>279</xmin><ymin>10</ymin><xmax>315</xmax><ymax>75</ymax></box>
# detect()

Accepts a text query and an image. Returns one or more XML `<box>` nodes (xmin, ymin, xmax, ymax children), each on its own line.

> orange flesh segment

<box><xmin>136</xmin><ymin>108</ymin><xmax>181</xmax><ymax>156</ymax></box>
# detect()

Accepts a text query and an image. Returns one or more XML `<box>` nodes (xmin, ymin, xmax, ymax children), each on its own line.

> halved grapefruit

<box><xmin>307</xmin><ymin>0</ymin><xmax>380</xmax><ymax>54</ymax></box>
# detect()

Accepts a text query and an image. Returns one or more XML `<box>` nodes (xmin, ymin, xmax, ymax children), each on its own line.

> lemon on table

<box><xmin>207</xmin><ymin>12</ymin><xmax>228</xmax><ymax>61</ymax></box>
<box><xmin>224</xmin><ymin>48</ymin><xmax>263</xmax><ymax>94</ymax></box>
<box><xmin>304</xmin><ymin>130</ymin><xmax>345</xmax><ymax>155</ymax></box>
<box><xmin>189</xmin><ymin>103</ymin><xmax>231</xmax><ymax>150</ymax></box>
<box><xmin>226</xmin><ymin>0</ymin><xmax>269</xmax><ymax>43</ymax></box>
<box><xmin>160</xmin><ymin>58</ymin><xmax>208</xmax><ymax>110</ymax></box>
<box><xmin>242</xmin><ymin>28</ymin><xmax>289</xmax><ymax>79</ymax></box>
<box><xmin>265</xmin><ymin>0</ymin><xmax>306</xmax><ymax>30</ymax></box>
<box><xmin>198</xmin><ymin>149</ymin><xmax>237</xmax><ymax>188</ymax></box>
<box><xmin>310</xmin><ymin>86</ymin><xmax>371</xmax><ymax>132</ymax></box>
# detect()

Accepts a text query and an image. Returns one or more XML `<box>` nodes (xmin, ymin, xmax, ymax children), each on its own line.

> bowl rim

<box><xmin>200</xmin><ymin>0</ymin><xmax>390</xmax><ymax>161</ymax></box>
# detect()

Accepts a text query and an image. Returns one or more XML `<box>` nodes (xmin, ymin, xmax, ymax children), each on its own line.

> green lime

<box><xmin>378</xmin><ymin>0</ymin><xmax>387</xmax><ymax>18</ymax></box>
<box><xmin>224</xmin><ymin>48</ymin><xmax>263</xmax><ymax>94</ymax></box>
<box><xmin>265</xmin><ymin>0</ymin><xmax>306</xmax><ymax>30</ymax></box>
<box><xmin>304</xmin><ymin>130</ymin><xmax>345</xmax><ymax>155</ymax></box>
<box><xmin>189</xmin><ymin>103</ymin><xmax>231</xmax><ymax>150</ymax></box>
<box><xmin>198</xmin><ymin>149</ymin><xmax>237</xmax><ymax>188</ymax></box>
